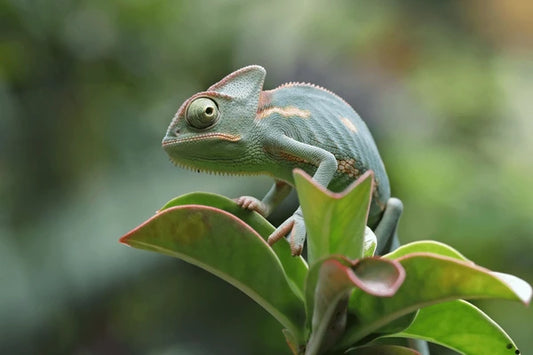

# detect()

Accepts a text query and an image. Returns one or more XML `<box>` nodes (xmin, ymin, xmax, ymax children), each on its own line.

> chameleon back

<box><xmin>257</xmin><ymin>83</ymin><xmax>390</xmax><ymax>227</ymax></box>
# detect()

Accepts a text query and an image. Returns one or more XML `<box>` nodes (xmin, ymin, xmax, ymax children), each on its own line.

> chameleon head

<box><xmin>162</xmin><ymin>65</ymin><xmax>266</xmax><ymax>173</ymax></box>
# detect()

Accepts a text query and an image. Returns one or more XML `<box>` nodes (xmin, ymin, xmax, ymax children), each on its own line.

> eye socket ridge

<box><xmin>185</xmin><ymin>97</ymin><xmax>220</xmax><ymax>129</ymax></box>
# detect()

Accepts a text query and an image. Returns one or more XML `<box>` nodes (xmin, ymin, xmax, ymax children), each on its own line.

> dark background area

<box><xmin>1</xmin><ymin>0</ymin><xmax>532</xmax><ymax>354</ymax></box>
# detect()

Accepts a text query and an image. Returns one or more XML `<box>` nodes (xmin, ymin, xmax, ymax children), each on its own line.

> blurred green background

<box><xmin>1</xmin><ymin>0</ymin><xmax>532</xmax><ymax>354</ymax></box>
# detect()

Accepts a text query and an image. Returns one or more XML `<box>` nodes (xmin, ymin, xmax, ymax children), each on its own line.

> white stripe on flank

<box><xmin>340</xmin><ymin>117</ymin><xmax>358</xmax><ymax>133</ymax></box>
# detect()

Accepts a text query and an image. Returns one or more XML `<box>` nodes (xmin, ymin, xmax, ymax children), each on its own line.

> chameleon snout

<box><xmin>162</xmin><ymin>136</ymin><xmax>179</xmax><ymax>147</ymax></box>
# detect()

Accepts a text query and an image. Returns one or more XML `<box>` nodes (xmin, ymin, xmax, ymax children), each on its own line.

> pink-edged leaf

<box><xmin>305</xmin><ymin>256</ymin><xmax>405</xmax><ymax>354</ymax></box>
<box><xmin>158</xmin><ymin>191</ymin><xmax>308</xmax><ymax>300</ymax></box>
<box><xmin>351</xmin><ymin>257</ymin><xmax>406</xmax><ymax>297</ymax></box>
<box><xmin>282</xmin><ymin>329</ymin><xmax>301</xmax><ymax>355</ymax></box>
<box><xmin>120</xmin><ymin>205</ymin><xmax>306</xmax><ymax>342</ymax></box>
<box><xmin>293</xmin><ymin>169</ymin><xmax>373</xmax><ymax>264</ymax></box>
<box><xmin>384</xmin><ymin>240</ymin><xmax>470</xmax><ymax>262</ymax></box>
<box><xmin>345</xmin><ymin>344</ymin><xmax>421</xmax><ymax>354</ymax></box>
<box><xmin>491</xmin><ymin>272</ymin><xmax>532</xmax><ymax>305</ymax></box>
<box><xmin>340</xmin><ymin>252</ymin><xmax>532</xmax><ymax>348</ymax></box>
<box><xmin>390</xmin><ymin>299</ymin><xmax>523</xmax><ymax>355</ymax></box>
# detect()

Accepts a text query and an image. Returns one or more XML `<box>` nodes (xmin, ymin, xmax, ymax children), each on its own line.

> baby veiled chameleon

<box><xmin>162</xmin><ymin>65</ymin><xmax>403</xmax><ymax>256</ymax></box>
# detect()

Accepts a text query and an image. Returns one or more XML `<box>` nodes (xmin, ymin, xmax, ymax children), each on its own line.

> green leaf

<box><xmin>345</xmin><ymin>344</ymin><xmax>422</xmax><ymax>354</ymax></box>
<box><xmin>293</xmin><ymin>169</ymin><xmax>373</xmax><ymax>265</ymax></box>
<box><xmin>305</xmin><ymin>256</ymin><xmax>405</xmax><ymax>354</ymax></box>
<box><xmin>339</xmin><ymin>252</ymin><xmax>532</xmax><ymax>348</ymax></box>
<box><xmin>159</xmin><ymin>192</ymin><xmax>308</xmax><ymax>300</ymax></box>
<box><xmin>491</xmin><ymin>271</ymin><xmax>532</xmax><ymax>303</ymax></box>
<box><xmin>120</xmin><ymin>205</ymin><xmax>306</xmax><ymax>342</ymax></box>
<box><xmin>363</xmin><ymin>227</ymin><xmax>377</xmax><ymax>257</ymax></box>
<box><xmin>384</xmin><ymin>240</ymin><xmax>469</xmax><ymax>261</ymax></box>
<box><xmin>391</xmin><ymin>299</ymin><xmax>522</xmax><ymax>355</ymax></box>
<box><xmin>375</xmin><ymin>311</ymin><xmax>418</xmax><ymax>335</ymax></box>
<box><xmin>349</xmin><ymin>257</ymin><xmax>406</xmax><ymax>297</ymax></box>
<box><xmin>282</xmin><ymin>329</ymin><xmax>301</xmax><ymax>355</ymax></box>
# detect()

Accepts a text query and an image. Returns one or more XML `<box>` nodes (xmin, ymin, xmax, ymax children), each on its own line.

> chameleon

<box><xmin>162</xmin><ymin>65</ymin><xmax>403</xmax><ymax>256</ymax></box>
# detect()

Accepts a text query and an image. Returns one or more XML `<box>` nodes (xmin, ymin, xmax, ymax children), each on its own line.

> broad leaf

<box><xmin>345</xmin><ymin>345</ymin><xmax>421</xmax><ymax>354</ymax></box>
<box><xmin>305</xmin><ymin>256</ymin><xmax>405</xmax><ymax>354</ymax></box>
<box><xmin>282</xmin><ymin>328</ymin><xmax>301</xmax><ymax>355</ymax></box>
<box><xmin>293</xmin><ymin>169</ymin><xmax>373</xmax><ymax>264</ymax></box>
<box><xmin>391</xmin><ymin>299</ymin><xmax>522</xmax><ymax>355</ymax></box>
<box><xmin>339</xmin><ymin>252</ymin><xmax>532</xmax><ymax>348</ymax></box>
<box><xmin>120</xmin><ymin>205</ymin><xmax>306</xmax><ymax>342</ymax></box>
<box><xmin>363</xmin><ymin>227</ymin><xmax>377</xmax><ymax>257</ymax></box>
<box><xmin>159</xmin><ymin>192</ymin><xmax>308</xmax><ymax>299</ymax></box>
<box><xmin>385</xmin><ymin>240</ymin><xmax>469</xmax><ymax>262</ymax></box>
<box><xmin>374</xmin><ymin>312</ymin><xmax>418</xmax><ymax>335</ymax></box>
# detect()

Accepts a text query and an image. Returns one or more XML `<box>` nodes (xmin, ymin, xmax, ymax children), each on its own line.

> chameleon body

<box><xmin>162</xmin><ymin>65</ymin><xmax>402</xmax><ymax>255</ymax></box>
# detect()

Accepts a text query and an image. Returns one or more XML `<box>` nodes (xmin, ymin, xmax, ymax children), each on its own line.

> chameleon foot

<box><xmin>267</xmin><ymin>210</ymin><xmax>306</xmax><ymax>256</ymax></box>
<box><xmin>234</xmin><ymin>196</ymin><xmax>268</xmax><ymax>216</ymax></box>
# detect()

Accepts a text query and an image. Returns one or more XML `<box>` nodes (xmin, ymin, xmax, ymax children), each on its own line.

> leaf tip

<box><xmin>492</xmin><ymin>272</ymin><xmax>533</xmax><ymax>306</ymax></box>
<box><xmin>118</xmin><ymin>215</ymin><xmax>154</xmax><ymax>247</ymax></box>
<box><xmin>119</xmin><ymin>231</ymin><xmax>133</xmax><ymax>246</ymax></box>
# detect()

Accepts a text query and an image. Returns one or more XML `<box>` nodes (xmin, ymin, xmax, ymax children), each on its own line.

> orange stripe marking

<box><xmin>257</xmin><ymin>106</ymin><xmax>311</xmax><ymax>120</ymax></box>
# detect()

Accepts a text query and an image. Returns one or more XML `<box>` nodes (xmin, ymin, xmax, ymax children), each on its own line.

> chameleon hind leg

<box><xmin>373</xmin><ymin>198</ymin><xmax>430</xmax><ymax>355</ymax></box>
<box><xmin>374</xmin><ymin>197</ymin><xmax>403</xmax><ymax>255</ymax></box>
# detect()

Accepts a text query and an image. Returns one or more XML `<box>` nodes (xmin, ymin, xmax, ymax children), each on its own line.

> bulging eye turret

<box><xmin>185</xmin><ymin>97</ymin><xmax>219</xmax><ymax>129</ymax></box>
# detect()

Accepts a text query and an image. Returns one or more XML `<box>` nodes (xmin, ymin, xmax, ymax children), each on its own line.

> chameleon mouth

<box><xmin>165</xmin><ymin>155</ymin><xmax>267</xmax><ymax>177</ymax></box>
<box><xmin>162</xmin><ymin>133</ymin><xmax>241</xmax><ymax>147</ymax></box>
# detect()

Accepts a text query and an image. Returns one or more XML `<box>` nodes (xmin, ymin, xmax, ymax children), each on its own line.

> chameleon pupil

<box><xmin>205</xmin><ymin>107</ymin><xmax>213</xmax><ymax>115</ymax></box>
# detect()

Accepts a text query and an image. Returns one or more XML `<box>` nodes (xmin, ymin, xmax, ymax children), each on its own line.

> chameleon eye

<box><xmin>185</xmin><ymin>97</ymin><xmax>219</xmax><ymax>129</ymax></box>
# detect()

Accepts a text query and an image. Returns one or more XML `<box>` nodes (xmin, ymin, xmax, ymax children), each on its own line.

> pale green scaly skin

<box><xmin>162</xmin><ymin>65</ymin><xmax>403</xmax><ymax>256</ymax></box>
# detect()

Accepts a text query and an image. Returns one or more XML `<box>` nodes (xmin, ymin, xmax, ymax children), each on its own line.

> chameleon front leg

<box><xmin>374</xmin><ymin>197</ymin><xmax>403</xmax><ymax>255</ymax></box>
<box><xmin>264</xmin><ymin>136</ymin><xmax>338</xmax><ymax>255</ymax></box>
<box><xmin>235</xmin><ymin>180</ymin><xmax>292</xmax><ymax>217</ymax></box>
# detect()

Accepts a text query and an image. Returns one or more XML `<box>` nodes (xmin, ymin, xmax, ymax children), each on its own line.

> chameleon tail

<box><xmin>374</xmin><ymin>197</ymin><xmax>403</xmax><ymax>255</ymax></box>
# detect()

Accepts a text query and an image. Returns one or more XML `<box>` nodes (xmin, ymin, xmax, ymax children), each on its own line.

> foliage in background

<box><xmin>1</xmin><ymin>0</ymin><xmax>532</xmax><ymax>353</ymax></box>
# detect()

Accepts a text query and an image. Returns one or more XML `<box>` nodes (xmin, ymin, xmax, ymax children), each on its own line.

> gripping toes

<box><xmin>267</xmin><ymin>210</ymin><xmax>306</xmax><ymax>256</ymax></box>
<box><xmin>235</xmin><ymin>196</ymin><xmax>268</xmax><ymax>216</ymax></box>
